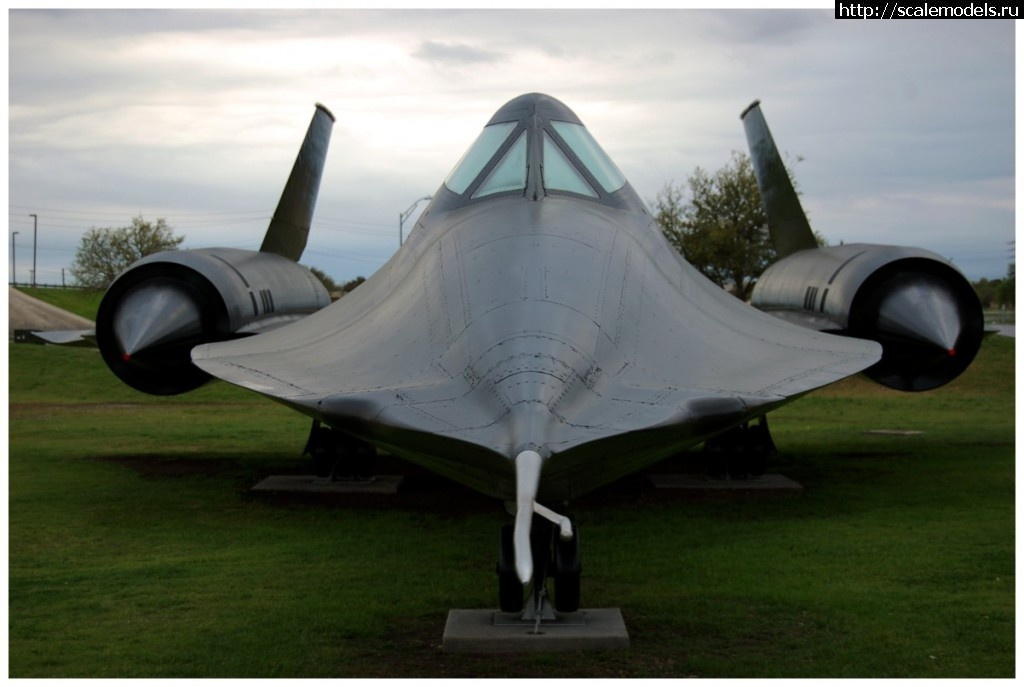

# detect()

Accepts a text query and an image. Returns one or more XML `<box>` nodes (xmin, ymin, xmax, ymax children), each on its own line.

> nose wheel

<box><xmin>496</xmin><ymin>514</ymin><xmax>581</xmax><ymax>614</ymax></box>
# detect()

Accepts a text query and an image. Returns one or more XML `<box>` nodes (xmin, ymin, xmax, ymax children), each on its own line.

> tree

<box><xmin>973</xmin><ymin>269</ymin><xmax>1015</xmax><ymax>310</ymax></box>
<box><xmin>70</xmin><ymin>216</ymin><xmax>184</xmax><ymax>289</ymax></box>
<box><xmin>655</xmin><ymin>151</ymin><xmax>820</xmax><ymax>301</ymax></box>
<box><xmin>340</xmin><ymin>276</ymin><xmax>366</xmax><ymax>294</ymax></box>
<box><xmin>656</xmin><ymin>152</ymin><xmax>772</xmax><ymax>301</ymax></box>
<box><xmin>308</xmin><ymin>266</ymin><xmax>338</xmax><ymax>293</ymax></box>
<box><xmin>995</xmin><ymin>277</ymin><xmax>1015</xmax><ymax>309</ymax></box>
<box><xmin>998</xmin><ymin>262</ymin><xmax>1015</xmax><ymax>309</ymax></box>
<box><xmin>973</xmin><ymin>277</ymin><xmax>999</xmax><ymax>308</ymax></box>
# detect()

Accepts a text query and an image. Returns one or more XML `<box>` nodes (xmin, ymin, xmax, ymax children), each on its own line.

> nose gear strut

<box><xmin>494</xmin><ymin>450</ymin><xmax>581</xmax><ymax>618</ymax></box>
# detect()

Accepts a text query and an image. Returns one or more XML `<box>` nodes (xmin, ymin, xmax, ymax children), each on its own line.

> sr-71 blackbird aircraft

<box><xmin>32</xmin><ymin>93</ymin><xmax>983</xmax><ymax>616</ymax></box>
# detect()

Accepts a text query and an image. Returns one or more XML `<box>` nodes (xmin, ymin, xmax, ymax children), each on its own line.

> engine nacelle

<box><xmin>751</xmin><ymin>243</ymin><xmax>984</xmax><ymax>391</ymax></box>
<box><xmin>95</xmin><ymin>248</ymin><xmax>330</xmax><ymax>395</ymax></box>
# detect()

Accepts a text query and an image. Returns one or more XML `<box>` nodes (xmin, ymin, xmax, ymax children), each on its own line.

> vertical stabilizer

<box><xmin>260</xmin><ymin>103</ymin><xmax>336</xmax><ymax>261</ymax></box>
<box><xmin>740</xmin><ymin>101</ymin><xmax>818</xmax><ymax>258</ymax></box>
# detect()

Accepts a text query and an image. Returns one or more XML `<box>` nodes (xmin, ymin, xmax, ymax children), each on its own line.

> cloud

<box><xmin>7</xmin><ymin>8</ymin><xmax>1015</xmax><ymax>284</ymax></box>
<box><xmin>412</xmin><ymin>40</ymin><xmax>502</xmax><ymax>65</ymax></box>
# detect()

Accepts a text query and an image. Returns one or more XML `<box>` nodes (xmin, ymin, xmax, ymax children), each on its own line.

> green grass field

<box><xmin>7</xmin><ymin>295</ymin><xmax>1015</xmax><ymax>677</ymax></box>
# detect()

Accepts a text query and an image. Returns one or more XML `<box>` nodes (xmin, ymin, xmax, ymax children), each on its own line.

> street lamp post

<box><xmin>11</xmin><ymin>231</ymin><xmax>19</xmax><ymax>285</ymax></box>
<box><xmin>399</xmin><ymin>196</ymin><xmax>432</xmax><ymax>247</ymax></box>
<box><xmin>29</xmin><ymin>214</ymin><xmax>38</xmax><ymax>287</ymax></box>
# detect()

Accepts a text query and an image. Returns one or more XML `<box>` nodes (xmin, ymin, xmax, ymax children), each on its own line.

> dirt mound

<box><xmin>8</xmin><ymin>287</ymin><xmax>94</xmax><ymax>339</ymax></box>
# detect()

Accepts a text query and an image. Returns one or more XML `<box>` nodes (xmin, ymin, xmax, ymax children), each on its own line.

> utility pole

<box><xmin>11</xmin><ymin>231</ymin><xmax>19</xmax><ymax>285</ymax></box>
<box><xmin>399</xmin><ymin>196</ymin><xmax>432</xmax><ymax>247</ymax></box>
<box><xmin>29</xmin><ymin>213</ymin><xmax>37</xmax><ymax>287</ymax></box>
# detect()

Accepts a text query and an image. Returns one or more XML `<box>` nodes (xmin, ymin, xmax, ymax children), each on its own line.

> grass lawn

<box><xmin>7</xmin><ymin>326</ymin><xmax>1014</xmax><ymax>677</ymax></box>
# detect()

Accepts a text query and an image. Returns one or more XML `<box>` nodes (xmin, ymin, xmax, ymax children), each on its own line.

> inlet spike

<box><xmin>875</xmin><ymin>275</ymin><xmax>961</xmax><ymax>351</ymax></box>
<box><xmin>113</xmin><ymin>282</ymin><xmax>203</xmax><ymax>356</ymax></box>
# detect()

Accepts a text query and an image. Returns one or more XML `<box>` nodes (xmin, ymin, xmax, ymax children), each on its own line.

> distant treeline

<box><xmin>974</xmin><ymin>276</ymin><xmax>1014</xmax><ymax>309</ymax></box>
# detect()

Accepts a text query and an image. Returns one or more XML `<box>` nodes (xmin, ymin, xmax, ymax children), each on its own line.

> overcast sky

<box><xmin>7</xmin><ymin>7</ymin><xmax>1016</xmax><ymax>286</ymax></box>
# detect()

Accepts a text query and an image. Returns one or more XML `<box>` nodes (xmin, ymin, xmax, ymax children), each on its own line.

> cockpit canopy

<box><xmin>433</xmin><ymin>93</ymin><xmax>645</xmax><ymax>214</ymax></box>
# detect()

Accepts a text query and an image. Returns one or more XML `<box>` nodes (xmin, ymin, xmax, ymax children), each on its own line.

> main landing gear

<box><xmin>497</xmin><ymin>513</ymin><xmax>581</xmax><ymax>617</ymax></box>
<box><xmin>704</xmin><ymin>415</ymin><xmax>776</xmax><ymax>479</ymax></box>
<box><xmin>302</xmin><ymin>420</ymin><xmax>377</xmax><ymax>481</ymax></box>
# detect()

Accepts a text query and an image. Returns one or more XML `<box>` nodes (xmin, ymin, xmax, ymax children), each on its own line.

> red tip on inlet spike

<box><xmin>122</xmin><ymin>353</ymin><xmax>132</xmax><ymax>362</ymax></box>
<box><xmin>948</xmin><ymin>348</ymin><xmax>956</xmax><ymax>357</ymax></box>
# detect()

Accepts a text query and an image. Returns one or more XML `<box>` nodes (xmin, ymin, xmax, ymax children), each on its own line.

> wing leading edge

<box><xmin>194</xmin><ymin>187</ymin><xmax>880</xmax><ymax>501</ymax></box>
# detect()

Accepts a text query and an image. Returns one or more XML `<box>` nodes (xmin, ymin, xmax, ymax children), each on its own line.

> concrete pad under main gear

<box><xmin>442</xmin><ymin>608</ymin><xmax>629</xmax><ymax>653</ymax></box>
<box><xmin>648</xmin><ymin>473</ymin><xmax>804</xmax><ymax>491</ymax></box>
<box><xmin>251</xmin><ymin>475</ymin><xmax>403</xmax><ymax>494</ymax></box>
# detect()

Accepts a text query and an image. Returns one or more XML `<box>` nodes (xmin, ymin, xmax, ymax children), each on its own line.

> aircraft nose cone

<box><xmin>874</xmin><ymin>274</ymin><xmax>962</xmax><ymax>353</ymax></box>
<box><xmin>113</xmin><ymin>281</ymin><xmax>204</xmax><ymax>357</ymax></box>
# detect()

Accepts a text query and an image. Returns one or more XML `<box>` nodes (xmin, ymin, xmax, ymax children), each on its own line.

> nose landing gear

<box><xmin>496</xmin><ymin>514</ymin><xmax>581</xmax><ymax>617</ymax></box>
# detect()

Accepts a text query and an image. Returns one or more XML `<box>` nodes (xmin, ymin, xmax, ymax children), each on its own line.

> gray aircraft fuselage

<box><xmin>193</xmin><ymin>94</ymin><xmax>880</xmax><ymax>504</ymax></box>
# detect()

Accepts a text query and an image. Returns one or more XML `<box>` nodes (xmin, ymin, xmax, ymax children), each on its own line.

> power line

<box><xmin>8</xmin><ymin>205</ymin><xmax>398</xmax><ymax>236</ymax></box>
<box><xmin>303</xmin><ymin>247</ymin><xmax>390</xmax><ymax>266</ymax></box>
